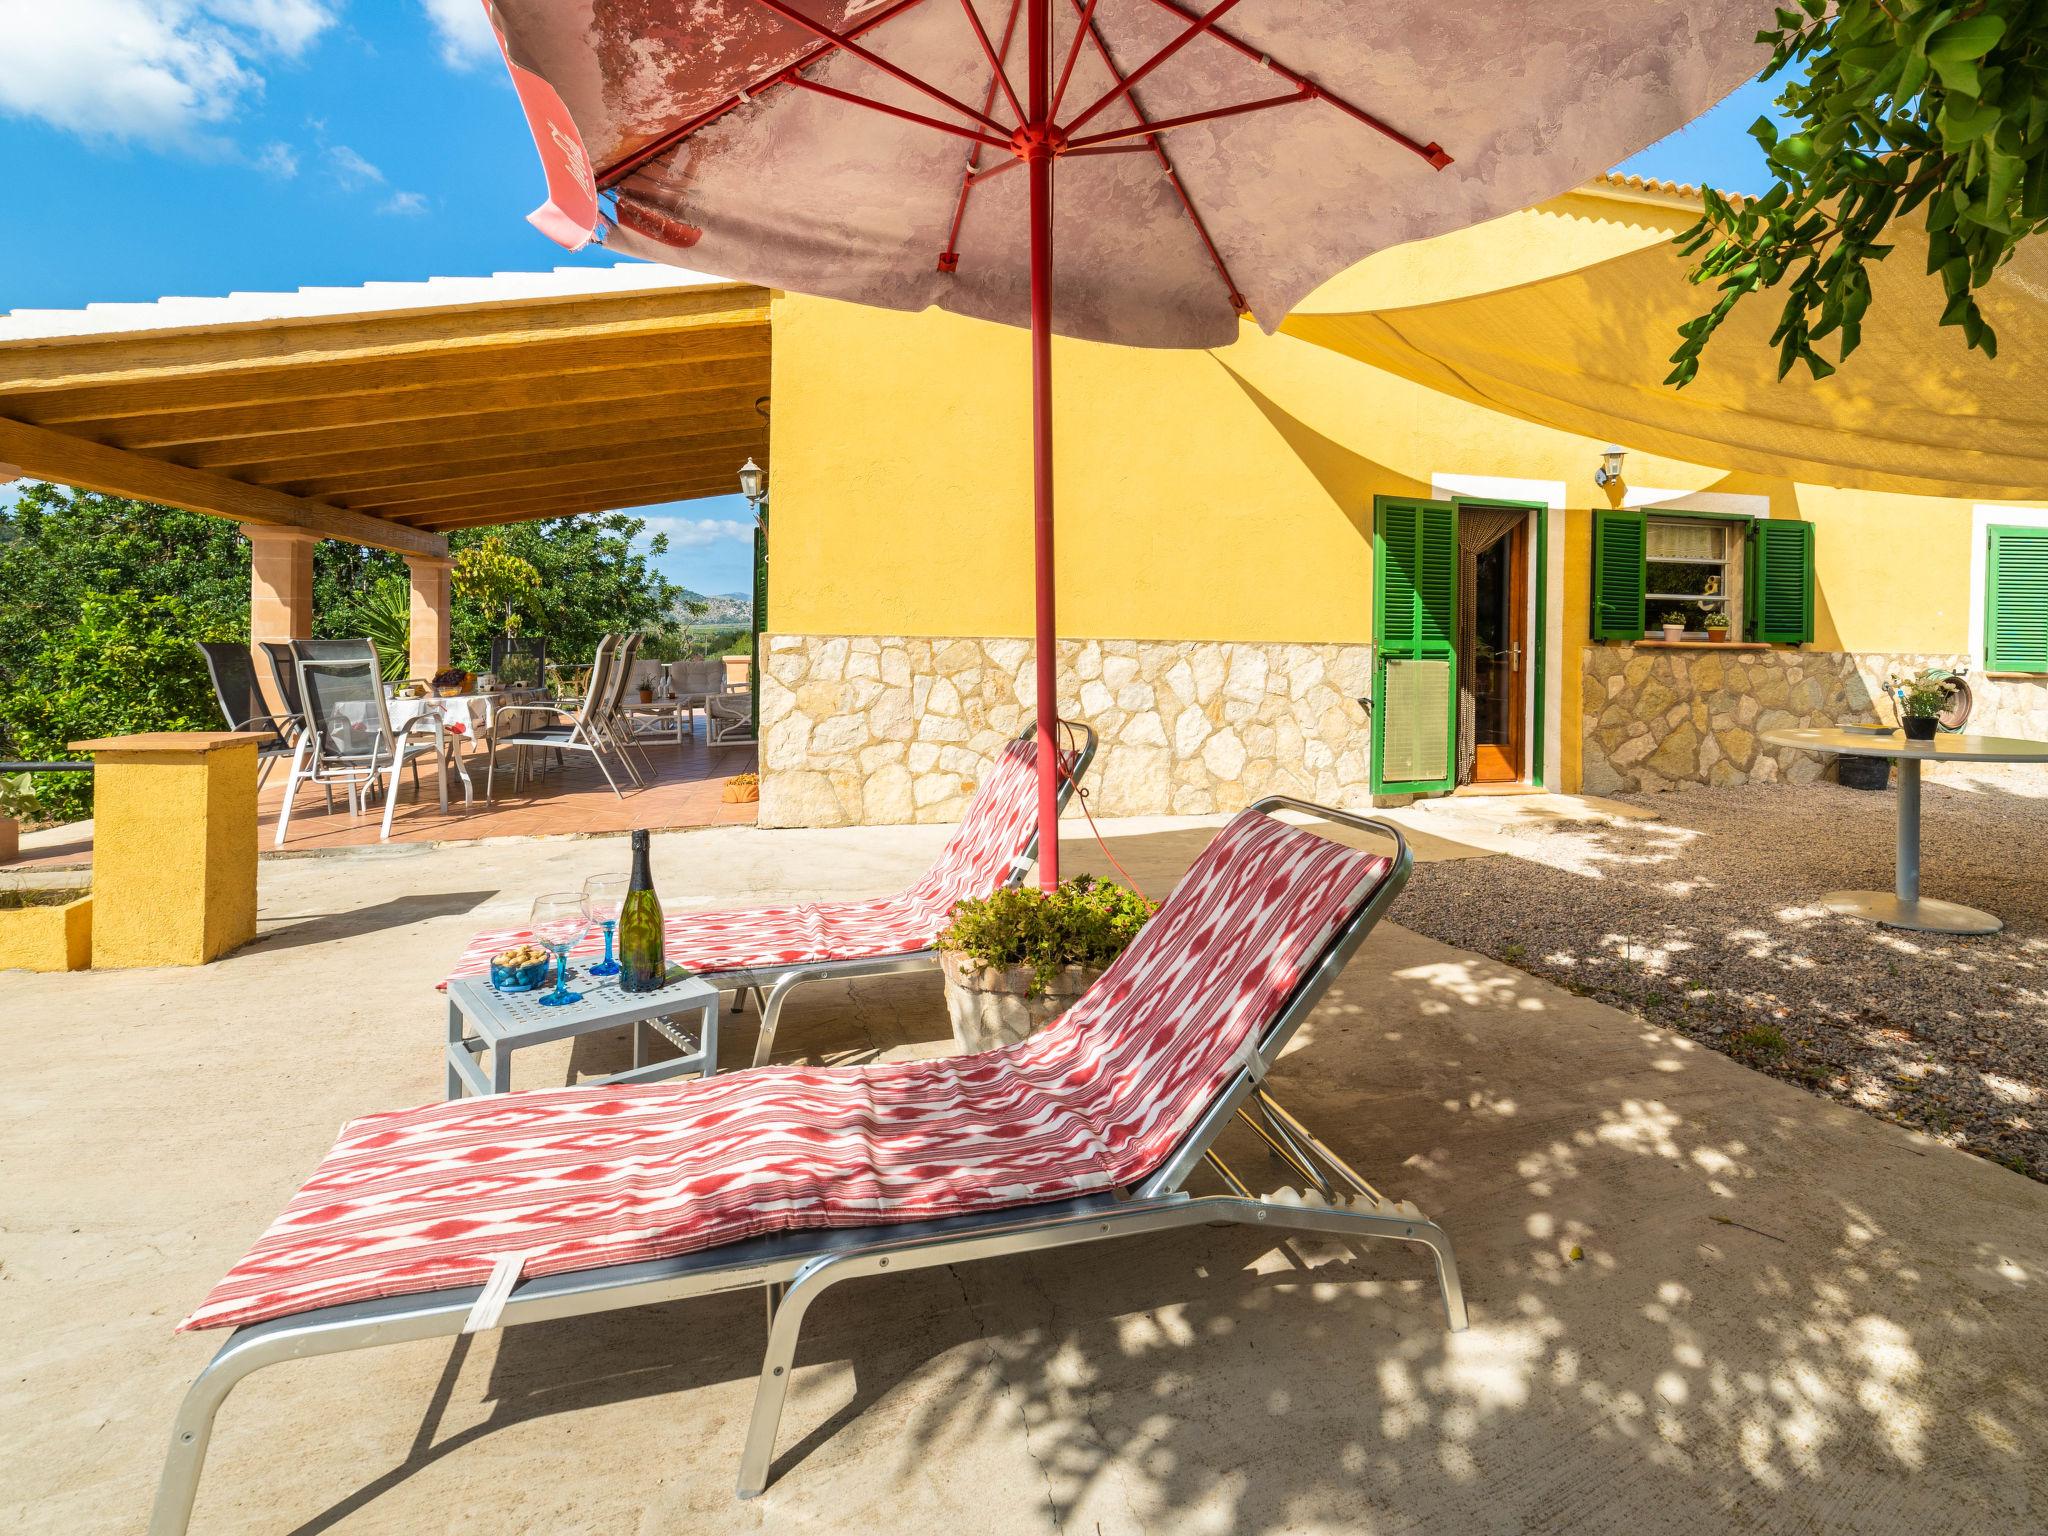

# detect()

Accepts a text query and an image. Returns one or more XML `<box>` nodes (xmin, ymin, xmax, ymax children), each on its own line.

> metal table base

<box><xmin>1815</xmin><ymin>757</ymin><xmax>2002</xmax><ymax>935</ymax></box>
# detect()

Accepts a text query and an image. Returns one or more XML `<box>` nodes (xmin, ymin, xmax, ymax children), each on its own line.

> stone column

<box><xmin>243</xmin><ymin>524</ymin><xmax>319</xmax><ymax>714</ymax></box>
<box><xmin>70</xmin><ymin>732</ymin><xmax>261</xmax><ymax>967</ymax></box>
<box><xmin>406</xmin><ymin>553</ymin><xmax>454</xmax><ymax>680</ymax></box>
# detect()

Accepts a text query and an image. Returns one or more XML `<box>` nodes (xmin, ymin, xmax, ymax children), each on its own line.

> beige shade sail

<box><xmin>1283</xmin><ymin>216</ymin><xmax>2048</xmax><ymax>500</ymax></box>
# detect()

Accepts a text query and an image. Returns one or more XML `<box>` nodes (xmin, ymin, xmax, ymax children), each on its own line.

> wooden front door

<box><xmin>1470</xmin><ymin>515</ymin><xmax>1528</xmax><ymax>784</ymax></box>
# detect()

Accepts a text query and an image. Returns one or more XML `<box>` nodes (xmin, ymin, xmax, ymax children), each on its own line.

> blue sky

<box><xmin>0</xmin><ymin>4</ymin><xmax>1783</xmax><ymax>595</ymax></box>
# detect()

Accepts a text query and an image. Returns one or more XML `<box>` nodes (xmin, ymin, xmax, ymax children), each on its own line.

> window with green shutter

<box><xmin>1372</xmin><ymin>497</ymin><xmax>1458</xmax><ymax>794</ymax></box>
<box><xmin>1745</xmin><ymin>519</ymin><xmax>1814</xmax><ymax>644</ymax></box>
<box><xmin>1590</xmin><ymin>508</ymin><xmax>1645</xmax><ymax>640</ymax></box>
<box><xmin>1986</xmin><ymin>525</ymin><xmax>2048</xmax><ymax>673</ymax></box>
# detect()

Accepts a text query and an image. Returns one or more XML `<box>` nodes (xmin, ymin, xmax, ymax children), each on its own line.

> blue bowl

<box><xmin>490</xmin><ymin>954</ymin><xmax>553</xmax><ymax>993</ymax></box>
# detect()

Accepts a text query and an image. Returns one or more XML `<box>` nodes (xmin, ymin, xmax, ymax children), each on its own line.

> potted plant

<box><xmin>723</xmin><ymin>771</ymin><xmax>760</xmax><ymax>803</ymax></box>
<box><xmin>1659</xmin><ymin>610</ymin><xmax>1687</xmax><ymax>643</ymax></box>
<box><xmin>1890</xmin><ymin>668</ymin><xmax>1951</xmax><ymax>740</ymax></box>
<box><xmin>935</xmin><ymin>875</ymin><xmax>1154</xmax><ymax>1053</ymax></box>
<box><xmin>0</xmin><ymin>770</ymin><xmax>31</xmax><ymax>866</ymax></box>
<box><xmin>1703</xmin><ymin>610</ymin><xmax>1730</xmax><ymax>643</ymax></box>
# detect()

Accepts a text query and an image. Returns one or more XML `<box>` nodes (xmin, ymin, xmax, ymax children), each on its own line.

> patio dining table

<box><xmin>335</xmin><ymin>689</ymin><xmax>548</xmax><ymax>811</ymax></box>
<box><xmin>1764</xmin><ymin>726</ymin><xmax>2048</xmax><ymax>934</ymax></box>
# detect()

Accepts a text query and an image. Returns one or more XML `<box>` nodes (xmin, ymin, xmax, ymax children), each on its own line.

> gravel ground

<box><xmin>1395</xmin><ymin>779</ymin><xmax>2048</xmax><ymax>1181</ymax></box>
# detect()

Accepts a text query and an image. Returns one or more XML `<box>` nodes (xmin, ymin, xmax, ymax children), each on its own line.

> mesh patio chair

<box><xmin>487</xmin><ymin>633</ymin><xmax>633</xmax><ymax>801</ymax></box>
<box><xmin>449</xmin><ymin>722</ymin><xmax>1095</xmax><ymax>1068</ymax></box>
<box><xmin>278</xmin><ymin>640</ymin><xmax>448</xmax><ymax>845</ymax></box>
<box><xmin>192</xmin><ymin>643</ymin><xmax>296</xmax><ymax>789</ymax></box>
<box><xmin>152</xmin><ymin>797</ymin><xmax>1462</xmax><ymax>1533</ymax></box>
<box><xmin>488</xmin><ymin>636</ymin><xmax>546</xmax><ymax>690</ymax></box>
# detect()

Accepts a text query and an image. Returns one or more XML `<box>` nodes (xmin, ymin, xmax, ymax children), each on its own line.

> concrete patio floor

<box><xmin>2</xmin><ymin>812</ymin><xmax>2044</xmax><ymax>1534</ymax></box>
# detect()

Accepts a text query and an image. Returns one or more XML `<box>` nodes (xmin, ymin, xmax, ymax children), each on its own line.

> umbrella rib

<box><xmin>1066</xmin><ymin>0</ymin><xmax>1249</xmax><ymax>317</ymax></box>
<box><xmin>1065</xmin><ymin>89</ymin><xmax>1313</xmax><ymax>150</ymax></box>
<box><xmin>957</xmin><ymin>0</ymin><xmax>1026</xmax><ymax>126</ymax></box>
<box><xmin>940</xmin><ymin>0</ymin><xmax>1026</xmax><ymax>272</ymax></box>
<box><xmin>595</xmin><ymin>0</ymin><xmax>938</xmax><ymax>188</ymax></box>
<box><xmin>1060</xmin><ymin>0</ymin><xmax>1245</xmax><ymax>136</ymax></box>
<box><xmin>747</xmin><ymin>0</ymin><xmax>1012</xmax><ymax>138</ymax></box>
<box><xmin>1127</xmin><ymin>0</ymin><xmax>1452</xmax><ymax>168</ymax></box>
<box><xmin>1049</xmin><ymin>0</ymin><xmax>1099</xmax><ymax>120</ymax></box>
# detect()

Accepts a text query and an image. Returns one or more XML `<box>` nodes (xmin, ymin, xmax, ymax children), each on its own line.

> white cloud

<box><xmin>380</xmin><ymin>190</ymin><xmax>428</xmax><ymax>216</ymax></box>
<box><xmin>253</xmin><ymin>140</ymin><xmax>298</xmax><ymax>177</ymax></box>
<box><xmin>206</xmin><ymin>0</ymin><xmax>335</xmax><ymax>54</ymax></box>
<box><xmin>642</xmin><ymin>517</ymin><xmax>755</xmax><ymax>550</ymax></box>
<box><xmin>420</xmin><ymin>0</ymin><xmax>497</xmax><ymax>69</ymax></box>
<box><xmin>0</xmin><ymin>0</ymin><xmax>337</xmax><ymax>143</ymax></box>
<box><xmin>325</xmin><ymin>143</ymin><xmax>384</xmax><ymax>188</ymax></box>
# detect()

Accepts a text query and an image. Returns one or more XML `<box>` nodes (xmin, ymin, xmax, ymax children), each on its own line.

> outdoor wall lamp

<box><xmin>1593</xmin><ymin>446</ymin><xmax>1626</xmax><ymax>488</ymax></box>
<box><xmin>737</xmin><ymin>457</ymin><xmax>766</xmax><ymax>508</ymax></box>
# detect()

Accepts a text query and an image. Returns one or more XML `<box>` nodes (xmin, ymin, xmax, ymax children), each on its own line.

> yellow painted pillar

<box><xmin>72</xmin><ymin>733</ymin><xmax>261</xmax><ymax>968</ymax></box>
<box><xmin>244</xmin><ymin>524</ymin><xmax>319</xmax><ymax>715</ymax></box>
<box><xmin>406</xmin><ymin>553</ymin><xmax>454</xmax><ymax>681</ymax></box>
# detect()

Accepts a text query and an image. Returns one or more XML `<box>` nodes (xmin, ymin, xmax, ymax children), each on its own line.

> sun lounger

<box><xmin>445</xmin><ymin>722</ymin><xmax>1098</xmax><ymax>1069</ymax></box>
<box><xmin>150</xmin><ymin>798</ymin><xmax>1464</xmax><ymax>1531</ymax></box>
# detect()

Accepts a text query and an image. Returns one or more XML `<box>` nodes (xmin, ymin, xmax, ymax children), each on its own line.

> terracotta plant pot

<box><xmin>939</xmin><ymin>951</ymin><xmax>1101</xmax><ymax>1054</ymax></box>
<box><xmin>722</xmin><ymin>780</ymin><xmax>759</xmax><ymax>803</ymax></box>
<box><xmin>638</xmin><ymin>688</ymin><xmax>655</xmax><ymax>704</ymax></box>
<box><xmin>0</xmin><ymin>816</ymin><xmax>18</xmax><ymax>866</ymax></box>
<box><xmin>1706</xmin><ymin>627</ymin><xmax>1730</xmax><ymax>643</ymax></box>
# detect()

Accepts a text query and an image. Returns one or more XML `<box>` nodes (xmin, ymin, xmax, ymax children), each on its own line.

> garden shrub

<box><xmin>937</xmin><ymin>874</ymin><xmax>1155</xmax><ymax>993</ymax></box>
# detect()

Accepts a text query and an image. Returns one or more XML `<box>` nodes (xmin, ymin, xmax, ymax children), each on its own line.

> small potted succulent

<box><xmin>935</xmin><ymin>875</ymin><xmax>1154</xmax><ymax>1053</ymax></box>
<box><xmin>1703</xmin><ymin>610</ymin><xmax>1730</xmax><ymax>643</ymax></box>
<box><xmin>1890</xmin><ymin>668</ymin><xmax>1951</xmax><ymax>740</ymax></box>
<box><xmin>1659</xmin><ymin>610</ymin><xmax>1688</xmax><ymax>643</ymax></box>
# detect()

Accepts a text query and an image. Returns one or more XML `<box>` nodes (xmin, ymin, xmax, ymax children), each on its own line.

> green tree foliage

<box><xmin>1672</xmin><ymin>0</ymin><xmax>2048</xmax><ymax>384</ymax></box>
<box><xmin>0</xmin><ymin>489</ymin><xmax>692</xmax><ymax>821</ymax></box>
<box><xmin>0</xmin><ymin>592</ymin><xmax>230</xmax><ymax>821</ymax></box>
<box><xmin>451</xmin><ymin>535</ymin><xmax>542</xmax><ymax>638</ymax></box>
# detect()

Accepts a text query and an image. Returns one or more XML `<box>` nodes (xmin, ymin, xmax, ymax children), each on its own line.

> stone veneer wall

<box><xmin>1581</xmin><ymin>646</ymin><xmax>2048</xmax><ymax>793</ymax></box>
<box><xmin>759</xmin><ymin>635</ymin><xmax>1374</xmax><ymax>827</ymax></box>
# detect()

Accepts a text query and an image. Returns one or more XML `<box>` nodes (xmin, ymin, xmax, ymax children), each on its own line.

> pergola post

<box><xmin>405</xmin><ymin>553</ymin><xmax>455</xmax><ymax>681</ymax></box>
<box><xmin>243</xmin><ymin>524</ymin><xmax>319</xmax><ymax>712</ymax></box>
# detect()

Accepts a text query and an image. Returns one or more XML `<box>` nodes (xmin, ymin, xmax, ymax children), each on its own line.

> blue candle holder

<box><xmin>589</xmin><ymin>920</ymin><xmax>620</xmax><ymax>977</ymax></box>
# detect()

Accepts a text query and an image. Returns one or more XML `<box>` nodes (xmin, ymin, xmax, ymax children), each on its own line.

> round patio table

<box><xmin>1762</xmin><ymin>727</ymin><xmax>2048</xmax><ymax>935</ymax></box>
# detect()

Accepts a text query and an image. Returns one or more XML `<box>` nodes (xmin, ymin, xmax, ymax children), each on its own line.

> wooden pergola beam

<box><xmin>396</xmin><ymin>471</ymin><xmax>741</xmax><ymax>526</ymax></box>
<box><xmin>165</xmin><ymin>374</ymin><xmax>766</xmax><ymax>468</ymax></box>
<box><xmin>11</xmin><ymin>331</ymin><xmax>771</xmax><ymax>433</ymax></box>
<box><xmin>370</xmin><ymin>456</ymin><xmax>761</xmax><ymax>524</ymax></box>
<box><xmin>1</xmin><ymin>286</ymin><xmax>772</xmax><ymax>396</ymax></box>
<box><xmin>0</xmin><ymin>416</ymin><xmax>446</xmax><ymax>557</ymax></box>
<box><xmin>324</xmin><ymin>435</ymin><xmax>765</xmax><ymax>511</ymax></box>
<box><xmin>250</xmin><ymin>410</ymin><xmax>766</xmax><ymax>495</ymax></box>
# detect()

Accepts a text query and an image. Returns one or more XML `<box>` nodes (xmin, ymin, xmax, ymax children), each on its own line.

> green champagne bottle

<box><xmin>617</xmin><ymin>829</ymin><xmax>666</xmax><ymax>992</ymax></box>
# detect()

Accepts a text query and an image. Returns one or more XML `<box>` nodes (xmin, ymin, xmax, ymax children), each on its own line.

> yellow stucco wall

<box><xmin>767</xmin><ymin>189</ymin><xmax>1720</xmax><ymax>646</ymax></box>
<box><xmin>0</xmin><ymin>893</ymin><xmax>92</xmax><ymax>973</ymax></box>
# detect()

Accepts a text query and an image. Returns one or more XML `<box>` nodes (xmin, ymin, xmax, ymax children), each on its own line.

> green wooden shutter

<box><xmin>1590</xmin><ymin>508</ymin><xmax>1645</xmax><ymax>640</ymax></box>
<box><xmin>1372</xmin><ymin>497</ymin><xmax>1458</xmax><ymax>794</ymax></box>
<box><xmin>1749</xmin><ymin>519</ymin><xmax>1814</xmax><ymax>644</ymax></box>
<box><xmin>1986</xmin><ymin>525</ymin><xmax>2048</xmax><ymax>673</ymax></box>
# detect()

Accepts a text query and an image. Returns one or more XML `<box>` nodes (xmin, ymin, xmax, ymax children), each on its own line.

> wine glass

<box><xmin>529</xmin><ymin>893</ymin><xmax>588</xmax><ymax>1007</ymax></box>
<box><xmin>581</xmin><ymin>873</ymin><xmax>628</xmax><ymax>978</ymax></box>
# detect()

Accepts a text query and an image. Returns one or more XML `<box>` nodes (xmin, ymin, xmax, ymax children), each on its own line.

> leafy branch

<box><xmin>1669</xmin><ymin>0</ymin><xmax>2048</xmax><ymax>386</ymax></box>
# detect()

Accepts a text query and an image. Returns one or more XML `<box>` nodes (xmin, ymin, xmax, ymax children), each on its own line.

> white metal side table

<box><xmin>445</xmin><ymin>966</ymin><xmax>721</xmax><ymax>1098</ymax></box>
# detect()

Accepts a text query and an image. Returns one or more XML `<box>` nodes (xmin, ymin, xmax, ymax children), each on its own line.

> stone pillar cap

<box><xmin>68</xmin><ymin>731</ymin><xmax>269</xmax><ymax>753</ymax></box>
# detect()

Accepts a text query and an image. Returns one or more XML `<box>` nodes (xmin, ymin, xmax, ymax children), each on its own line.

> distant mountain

<box><xmin>675</xmin><ymin>589</ymin><xmax>752</xmax><ymax>625</ymax></box>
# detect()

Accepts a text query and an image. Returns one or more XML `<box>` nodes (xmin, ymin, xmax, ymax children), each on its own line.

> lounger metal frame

<box><xmin>717</xmin><ymin>718</ymin><xmax>1097</xmax><ymax>1069</ymax></box>
<box><xmin>150</xmin><ymin>798</ymin><xmax>1462</xmax><ymax>1533</ymax></box>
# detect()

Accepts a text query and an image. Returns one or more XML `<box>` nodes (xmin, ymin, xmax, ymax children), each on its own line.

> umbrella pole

<box><xmin>1027</xmin><ymin>0</ymin><xmax>1059</xmax><ymax>890</ymax></box>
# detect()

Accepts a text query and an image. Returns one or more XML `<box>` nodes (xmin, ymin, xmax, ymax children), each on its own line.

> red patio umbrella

<box><xmin>482</xmin><ymin>0</ymin><xmax>1770</xmax><ymax>884</ymax></box>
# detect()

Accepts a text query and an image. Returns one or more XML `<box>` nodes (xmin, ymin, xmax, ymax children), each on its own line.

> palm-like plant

<box><xmin>344</xmin><ymin>576</ymin><xmax>412</xmax><ymax>681</ymax></box>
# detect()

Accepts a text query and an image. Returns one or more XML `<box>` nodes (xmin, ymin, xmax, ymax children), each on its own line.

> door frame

<box><xmin>1450</xmin><ymin>495</ymin><xmax>1548</xmax><ymax>789</ymax></box>
<box><xmin>1470</xmin><ymin>514</ymin><xmax>1530</xmax><ymax>784</ymax></box>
